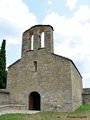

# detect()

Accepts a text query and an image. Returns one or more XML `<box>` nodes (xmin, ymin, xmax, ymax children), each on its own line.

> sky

<box><xmin>0</xmin><ymin>0</ymin><xmax>90</xmax><ymax>88</ymax></box>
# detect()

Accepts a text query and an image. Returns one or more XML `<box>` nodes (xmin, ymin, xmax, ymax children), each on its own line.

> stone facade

<box><xmin>71</xmin><ymin>63</ymin><xmax>83</xmax><ymax>111</ymax></box>
<box><xmin>1</xmin><ymin>25</ymin><xmax>83</xmax><ymax>112</ymax></box>
<box><xmin>82</xmin><ymin>88</ymin><xmax>90</xmax><ymax>104</ymax></box>
<box><xmin>0</xmin><ymin>89</ymin><xmax>10</xmax><ymax>105</ymax></box>
<box><xmin>0</xmin><ymin>89</ymin><xmax>25</xmax><ymax>111</ymax></box>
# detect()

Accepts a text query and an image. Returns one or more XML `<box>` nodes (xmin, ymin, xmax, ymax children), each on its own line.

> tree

<box><xmin>0</xmin><ymin>40</ymin><xmax>7</xmax><ymax>88</ymax></box>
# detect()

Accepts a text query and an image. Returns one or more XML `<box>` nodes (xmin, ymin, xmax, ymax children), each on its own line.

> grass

<box><xmin>69</xmin><ymin>104</ymin><xmax>90</xmax><ymax>114</ymax></box>
<box><xmin>0</xmin><ymin>104</ymin><xmax>90</xmax><ymax>120</ymax></box>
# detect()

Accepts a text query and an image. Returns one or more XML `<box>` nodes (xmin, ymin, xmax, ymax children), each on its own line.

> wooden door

<box><xmin>29</xmin><ymin>95</ymin><xmax>33</xmax><ymax>110</ymax></box>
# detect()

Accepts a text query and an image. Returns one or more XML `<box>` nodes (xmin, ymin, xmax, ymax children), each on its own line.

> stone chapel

<box><xmin>0</xmin><ymin>25</ymin><xmax>83</xmax><ymax>112</ymax></box>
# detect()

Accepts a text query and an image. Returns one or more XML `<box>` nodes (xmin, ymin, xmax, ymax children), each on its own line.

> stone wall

<box><xmin>0</xmin><ymin>89</ymin><xmax>26</xmax><ymax>111</ymax></box>
<box><xmin>71</xmin><ymin>62</ymin><xmax>82</xmax><ymax>111</ymax></box>
<box><xmin>7</xmin><ymin>50</ymin><xmax>73</xmax><ymax>112</ymax></box>
<box><xmin>0</xmin><ymin>89</ymin><xmax>10</xmax><ymax>105</ymax></box>
<box><xmin>7</xmin><ymin>51</ymin><xmax>82</xmax><ymax>112</ymax></box>
<box><xmin>82</xmin><ymin>88</ymin><xmax>90</xmax><ymax>104</ymax></box>
<box><xmin>6</xmin><ymin>25</ymin><xmax>82</xmax><ymax>112</ymax></box>
<box><xmin>0</xmin><ymin>104</ymin><xmax>25</xmax><ymax>111</ymax></box>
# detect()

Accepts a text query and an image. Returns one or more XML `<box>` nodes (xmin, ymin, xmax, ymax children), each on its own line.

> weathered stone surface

<box><xmin>0</xmin><ymin>104</ymin><xmax>25</xmax><ymax>111</ymax></box>
<box><xmin>82</xmin><ymin>88</ymin><xmax>90</xmax><ymax>104</ymax></box>
<box><xmin>2</xmin><ymin>25</ymin><xmax>83</xmax><ymax>112</ymax></box>
<box><xmin>71</xmin><ymin>62</ymin><xmax>83</xmax><ymax>111</ymax></box>
<box><xmin>0</xmin><ymin>89</ymin><xmax>10</xmax><ymax>105</ymax></box>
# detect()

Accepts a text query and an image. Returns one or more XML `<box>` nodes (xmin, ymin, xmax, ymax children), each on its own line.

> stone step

<box><xmin>0</xmin><ymin>104</ymin><xmax>25</xmax><ymax>111</ymax></box>
<box><xmin>0</xmin><ymin>110</ymin><xmax>40</xmax><ymax>116</ymax></box>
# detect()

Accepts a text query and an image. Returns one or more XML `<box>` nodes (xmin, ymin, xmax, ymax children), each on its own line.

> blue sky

<box><xmin>0</xmin><ymin>0</ymin><xmax>90</xmax><ymax>88</ymax></box>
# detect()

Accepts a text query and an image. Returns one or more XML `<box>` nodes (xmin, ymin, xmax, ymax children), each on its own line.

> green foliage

<box><xmin>77</xmin><ymin>104</ymin><xmax>90</xmax><ymax>111</ymax></box>
<box><xmin>69</xmin><ymin>104</ymin><xmax>90</xmax><ymax>115</ymax></box>
<box><xmin>0</xmin><ymin>107</ymin><xmax>90</xmax><ymax>120</ymax></box>
<box><xmin>0</xmin><ymin>104</ymin><xmax>90</xmax><ymax>120</ymax></box>
<box><xmin>0</xmin><ymin>40</ymin><xmax>7</xmax><ymax>89</ymax></box>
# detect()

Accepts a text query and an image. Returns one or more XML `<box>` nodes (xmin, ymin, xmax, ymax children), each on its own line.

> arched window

<box><xmin>41</xmin><ymin>32</ymin><xmax>44</xmax><ymax>48</ymax></box>
<box><xmin>31</xmin><ymin>35</ymin><xmax>34</xmax><ymax>50</ymax></box>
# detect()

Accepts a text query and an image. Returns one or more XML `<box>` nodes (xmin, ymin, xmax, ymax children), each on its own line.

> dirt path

<box><xmin>0</xmin><ymin>110</ymin><xmax>40</xmax><ymax>116</ymax></box>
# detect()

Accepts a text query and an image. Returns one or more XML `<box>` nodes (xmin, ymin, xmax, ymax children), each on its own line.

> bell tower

<box><xmin>21</xmin><ymin>25</ymin><xmax>54</xmax><ymax>57</ymax></box>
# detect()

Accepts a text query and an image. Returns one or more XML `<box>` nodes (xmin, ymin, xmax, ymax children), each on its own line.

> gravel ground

<box><xmin>0</xmin><ymin>110</ymin><xmax>40</xmax><ymax>116</ymax></box>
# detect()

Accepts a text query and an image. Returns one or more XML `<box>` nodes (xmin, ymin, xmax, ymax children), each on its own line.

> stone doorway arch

<box><xmin>29</xmin><ymin>91</ymin><xmax>40</xmax><ymax>110</ymax></box>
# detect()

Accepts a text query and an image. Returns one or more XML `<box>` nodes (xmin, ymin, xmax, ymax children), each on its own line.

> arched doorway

<box><xmin>29</xmin><ymin>91</ymin><xmax>40</xmax><ymax>110</ymax></box>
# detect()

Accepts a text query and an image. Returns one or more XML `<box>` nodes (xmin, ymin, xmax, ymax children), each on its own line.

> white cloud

<box><xmin>6</xmin><ymin>36</ymin><xmax>20</xmax><ymax>45</ymax></box>
<box><xmin>0</xmin><ymin>0</ymin><xmax>38</xmax><ymax>67</ymax></box>
<box><xmin>82</xmin><ymin>76</ymin><xmax>90</xmax><ymax>88</ymax></box>
<box><xmin>43</xmin><ymin>6</ymin><xmax>90</xmax><ymax>88</ymax></box>
<box><xmin>73</xmin><ymin>5</ymin><xmax>90</xmax><ymax>22</ymax></box>
<box><xmin>47</xmin><ymin>9</ymin><xmax>52</xmax><ymax>13</ymax></box>
<box><xmin>48</xmin><ymin>0</ymin><xmax>52</xmax><ymax>5</ymax></box>
<box><xmin>0</xmin><ymin>0</ymin><xmax>37</xmax><ymax>45</ymax></box>
<box><xmin>66</xmin><ymin>0</ymin><xmax>78</xmax><ymax>10</ymax></box>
